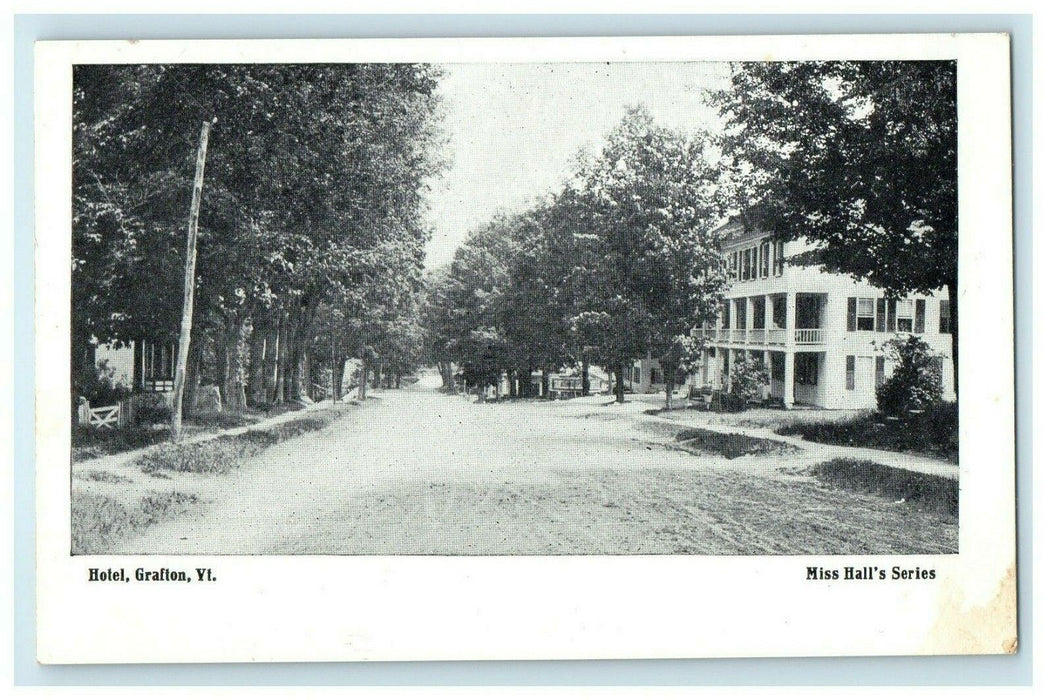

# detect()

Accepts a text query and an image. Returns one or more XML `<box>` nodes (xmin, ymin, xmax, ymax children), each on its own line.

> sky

<box><xmin>422</xmin><ymin>61</ymin><xmax>731</xmax><ymax>269</ymax></box>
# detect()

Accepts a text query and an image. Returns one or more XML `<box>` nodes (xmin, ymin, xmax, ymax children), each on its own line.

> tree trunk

<box><xmin>263</xmin><ymin>314</ymin><xmax>280</xmax><ymax>405</ymax></box>
<box><xmin>358</xmin><ymin>352</ymin><xmax>368</xmax><ymax>401</ymax></box>
<box><xmin>274</xmin><ymin>312</ymin><xmax>287</xmax><ymax>404</ymax></box>
<box><xmin>248</xmin><ymin>319</ymin><xmax>267</xmax><ymax>406</ymax></box>
<box><xmin>615</xmin><ymin>363</ymin><xmax>625</xmax><ymax>403</ymax></box>
<box><xmin>581</xmin><ymin>351</ymin><xmax>591</xmax><ymax>395</ymax></box>
<box><xmin>948</xmin><ymin>281</ymin><xmax>958</xmax><ymax>399</ymax></box>
<box><xmin>541</xmin><ymin>365</ymin><xmax>550</xmax><ymax>399</ymax></box>
<box><xmin>665</xmin><ymin>378</ymin><xmax>675</xmax><ymax>411</ymax></box>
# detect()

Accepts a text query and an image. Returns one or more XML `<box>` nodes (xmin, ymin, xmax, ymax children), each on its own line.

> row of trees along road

<box><xmin>425</xmin><ymin>61</ymin><xmax>958</xmax><ymax>407</ymax></box>
<box><xmin>73</xmin><ymin>64</ymin><xmax>445</xmax><ymax>421</ymax></box>
<box><xmin>423</xmin><ymin>108</ymin><xmax>729</xmax><ymax>409</ymax></box>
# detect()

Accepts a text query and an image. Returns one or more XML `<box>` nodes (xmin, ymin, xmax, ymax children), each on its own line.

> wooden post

<box><xmin>170</xmin><ymin>120</ymin><xmax>213</xmax><ymax>441</ymax></box>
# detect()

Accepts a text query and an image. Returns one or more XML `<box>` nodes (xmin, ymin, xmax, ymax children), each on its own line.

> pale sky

<box><xmin>422</xmin><ymin>62</ymin><xmax>730</xmax><ymax>269</ymax></box>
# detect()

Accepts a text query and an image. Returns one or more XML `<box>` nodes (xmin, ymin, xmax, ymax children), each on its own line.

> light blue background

<box><xmin>13</xmin><ymin>13</ymin><xmax>1032</xmax><ymax>686</ymax></box>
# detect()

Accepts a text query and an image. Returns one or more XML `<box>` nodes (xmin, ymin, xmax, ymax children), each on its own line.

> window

<box><xmin>734</xmin><ymin>298</ymin><xmax>748</xmax><ymax>330</ymax></box>
<box><xmin>897</xmin><ymin>302</ymin><xmax>914</xmax><ymax>333</ymax></box>
<box><xmin>721</xmin><ymin>299</ymin><xmax>731</xmax><ymax>329</ymax></box>
<box><xmin>761</xmin><ymin>242</ymin><xmax>770</xmax><ymax>277</ymax></box>
<box><xmin>750</xmin><ymin>247</ymin><xmax>758</xmax><ymax>280</ymax></box>
<box><xmin>846</xmin><ymin>355</ymin><xmax>855</xmax><ymax>390</ymax></box>
<box><xmin>774</xmin><ymin>240</ymin><xmax>784</xmax><ymax>276</ymax></box>
<box><xmin>650</xmin><ymin>367</ymin><xmax>661</xmax><ymax>385</ymax></box>
<box><xmin>633</xmin><ymin>367</ymin><xmax>641</xmax><ymax>384</ymax></box>
<box><xmin>794</xmin><ymin>354</ymin><xmax>819</xmax><ymax>386</ymax></box>
<box><xmin>740</xmin><ymin>249</ymin><xmax>748</xmax><ymax>280</ymax></box>
<box><xmin>752</xmin><ymin>297</ymin><xmax>766</xmax><ymax>329</ymax></box>
<box><xmin>914</xmin><ymin>299</ymin><xmax>926</xmax><ymax>334</ymax></box>
<box><xmin>856</xmin><ymin>298</ymin><xmax>875</xmax><ymax>331</ymax></box>
<box><xmin>772</xmin><ymin>295</ymin><xmax>787</xmax><ymax>329</ymax></box>
<box><xmin>877</xmin><ymin>298</ymin><xmax>887</xmax><ymax>332</ymax></box>
<box><xmin>939</xmin><ymin>300</ymin><xmax>951</xmax><ymax>333</ymax></box>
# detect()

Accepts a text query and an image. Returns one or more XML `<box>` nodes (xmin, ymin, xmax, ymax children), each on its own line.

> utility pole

<box><xmin>170</xmin><ymin>120</ymin><xmax>213</xmax><ymax>441</ymax></box>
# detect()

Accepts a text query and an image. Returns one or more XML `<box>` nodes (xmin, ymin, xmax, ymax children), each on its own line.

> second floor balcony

<box><xmin>692</xmin><ymin>326</ymin><xmax>824</xmax><ymax>347</ymax></box>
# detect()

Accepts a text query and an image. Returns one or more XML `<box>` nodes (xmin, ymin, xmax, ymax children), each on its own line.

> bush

<box><xmin>876</xmin><ymin>335</ymin><xmax>944</xmax><ymax>416</ymax></box>
<box><xmin>776</xmin><ymin>403</ymin><xmax>958</xmax><ymax>463</ymax></box>
<box><xmin>722</xmin><ymin>355</ymin><xmax>768</xmax><ymax>411</ymax></box>
<box><xmin>74</xmin><ymin>359</ymin><xmax>131</xmax><ymax>407</ymax></box>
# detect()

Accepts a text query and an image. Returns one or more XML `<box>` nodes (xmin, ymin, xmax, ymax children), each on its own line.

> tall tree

<box><xmin>571</xmin><ymin>107</ymin><xmax>726</xmax><ymax>406</ymax></box>
<box><xmin>712</xmin><ymin>61</ymin><xmax>959</xmax><ymax>391</ymax></box>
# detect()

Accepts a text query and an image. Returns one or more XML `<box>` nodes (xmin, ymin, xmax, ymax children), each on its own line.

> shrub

<box><xmin>876</xmin><ymin>335</ymin><xmax>945</xmax><ymax>416</ymax></box>
<box><xmin>74</xmin><ymin>359</ymin><xmax>132</xmax><ymax>407</ymax></box>
<box><xmin>725</xmin><ymin>355</ymin><xmax>768</xmax><ymax>411</ymax></box>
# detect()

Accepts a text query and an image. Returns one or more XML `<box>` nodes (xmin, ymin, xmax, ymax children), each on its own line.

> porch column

<box><xmin>764</xmin><ymin>295</ymin><xmax>775</xmax><ymax>338</ymax></box>
<box><xmin>744</xmin><ymin>297</ymin><xmax>753</xmax><ymax>333</ymax></box>
<box><xmin>786</xmin><ymin>293</ymin><xmax>797</xmax><ymax>346</ymax></box>
<box><xmin>783</xmin><ymin>351</ymin><xmax>796</xmax><ymax>407</ymax></box>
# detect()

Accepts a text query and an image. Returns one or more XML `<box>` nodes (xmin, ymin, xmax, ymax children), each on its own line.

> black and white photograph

<box><xmin>68</xmin><ymin>59</ymin><xmax>961</xmax><ymax>557</ymax></box>
<box><xmin>34</xmin><ymin>34</ymin><xmax>1016</xmax><ymax>663</ymax></box>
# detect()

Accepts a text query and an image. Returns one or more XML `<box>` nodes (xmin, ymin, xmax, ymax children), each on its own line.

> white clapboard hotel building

<box><xmin>681</xmin><ymin>216</ymin><xmax>956</xmax><ymax>410</ymax></box>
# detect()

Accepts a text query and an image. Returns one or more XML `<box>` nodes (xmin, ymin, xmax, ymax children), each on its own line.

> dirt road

<box><xmin>118</xmin><ymin>372</ymin><xmax>957</xmax><ymax>555</ymax></box>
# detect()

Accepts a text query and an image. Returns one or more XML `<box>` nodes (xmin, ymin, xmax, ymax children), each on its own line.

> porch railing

<box><xmin>794</xmin><ymin>328</ymin><xmax>824</xmax><ymax>345</ymax></box>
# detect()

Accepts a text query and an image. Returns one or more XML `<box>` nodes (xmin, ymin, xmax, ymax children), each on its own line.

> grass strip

<box><xmin>673</xmin><ymin>428</ymin><xmax>800</xmax><ymax>459</ymax></box>
<box><xmin>809</xmin><ymin>458</ymin><xmax>958</xmax><ymax>517</ymax></box>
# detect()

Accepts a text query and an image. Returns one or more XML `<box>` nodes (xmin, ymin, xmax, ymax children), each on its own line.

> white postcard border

<box><xmin>34</xmin><ymin>33</ymin><xmax>1016</xmax><ymax>663</ymax></box>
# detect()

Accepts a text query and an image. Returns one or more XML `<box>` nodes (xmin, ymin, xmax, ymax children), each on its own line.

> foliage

<box><xmin>74</xmin><ymin>359</ymin><xmax>132</xmax><ymax>407</ymax></box>
<box><xmin>571</xmin><ymin>107</ymin><xmax>727</xmax><ymax>402</ymax></box>
<box><xmin>726</xmin><ymin>354</ymin><xmax>768</xmax><ymax>409</ymax></box>
<box><xmin>776</xmin><ymin>402</ymin><xmax>958</xmax><ymax>463</ymax></box>
<box><xmin>810</xmin><ymin>459</ymin><xmax>958</xmax><ymax>518</ymax></box>
<box><xmin>711</xmin><ymin>61</ymin><xmax>959</xmax><ymax>387</ymax></box>
<box><xmin>673</xmin><ymin>428</ymin><xmax>799</xmax><ymax>459</ymax></box>
<box><xmin>136</xmin><ymin>411</ymin><xmax>337</xmax><ymax>475</ymax></box>
<box><xmin>71</xmin><ymin>489</ymin><xmax>199</xmax><ymax>554</ymax></box>
<box><xmin>876</xmin><ymin>335</ymin><xmax>945</xmax><ymax>416</ymax></box>
<box><xmin>71</xmin><ymin>425</ymin><xmax>171</xmax><ymax>462</ymax></box>
<box><xmin>73</xmin><ymin>63</ymin><xmax>445</xmax><ymax>409</ymax></box>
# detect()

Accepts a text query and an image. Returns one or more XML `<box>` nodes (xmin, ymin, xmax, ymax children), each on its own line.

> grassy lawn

<box><xmin>672</xmin><ymin>427</ymin><xmax>800</xmax><ymax>459</ymax></box>
<box><xmin>136</xmin><ymin>412</ymin><xmax>335</xmax><ymax>475</ymax></box>
<box><xmin>808</xmin><ymin>458</ymin><xmax>958</xmax><ymax>517</ymax></box>
<box><xmin>71</xmin><ymin>489</ymin><xmax>200</xmax><ymax>554</ymax></box>
<box><xmin>775</xmin><ymin>403</ymin><xmax>958</xmax><ymax>463</ymax></box>
<box><xmin>71</xmin><ymin>402</ymin><xmax>309</xmax><ymax>463</ymax></box>
<box><xmin>72</xmin><ymin>405</ymin><xmax>352</xmax><ymax>554</ymax></box>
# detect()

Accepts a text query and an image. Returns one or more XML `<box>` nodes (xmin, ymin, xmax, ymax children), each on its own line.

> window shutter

<box><xmin>846</xmin><ymin>355</ymin><xmax>855</xmax><ymax>390</ymax></box>
<box><xmin>877</xmin><ymin>298</ymin><xmax>886</xmax><ymax>332</ymax></box>
<box><xmin>887</xmin><ymin>299</ymin><xmax>897</xmax><ymax>331</ymax></box>
<box><xmin>847</xmin><ymin>297</ymin><xmax>857</xmax><ymax>332</ymax></box>
<box><xmin>915</xmin><ymin>299</ymin><xmax>926</xmax><ymax>333</ymax></box>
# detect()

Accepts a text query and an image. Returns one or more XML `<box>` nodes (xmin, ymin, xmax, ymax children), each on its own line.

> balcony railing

<box><xmin>717</xmin><ymin>328</ymin><xmax>730</xmax><ymax>342</ymax></box>
<box><xmin>747</xmin><ymin>329</ymin><xmax>766</xmax><ymax>344</ymax></box>
<box><xmin>767</xmin><ymin>328</ymin><xmax>787</xmax><ymax>345</ymax></box>
<box><xmin>794</xmin><ymin>328</ymin><xmax>824</xmax><ymax>345</ymax></box>
<box><xmin>730</xmin><ymin>328</ymin><xmax>746</xmax><ymax>344</ymax></box>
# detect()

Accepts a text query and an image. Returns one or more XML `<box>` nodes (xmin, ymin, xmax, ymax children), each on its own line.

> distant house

<box><xmin>94</xmin><ymin>339</ymin><xmax>178</xmax><ymax>394</ymax></box>
<box><xmin>688</xmin><ymin>216</ymin><xmax>955</xmax><ymax>410</ymax></box>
